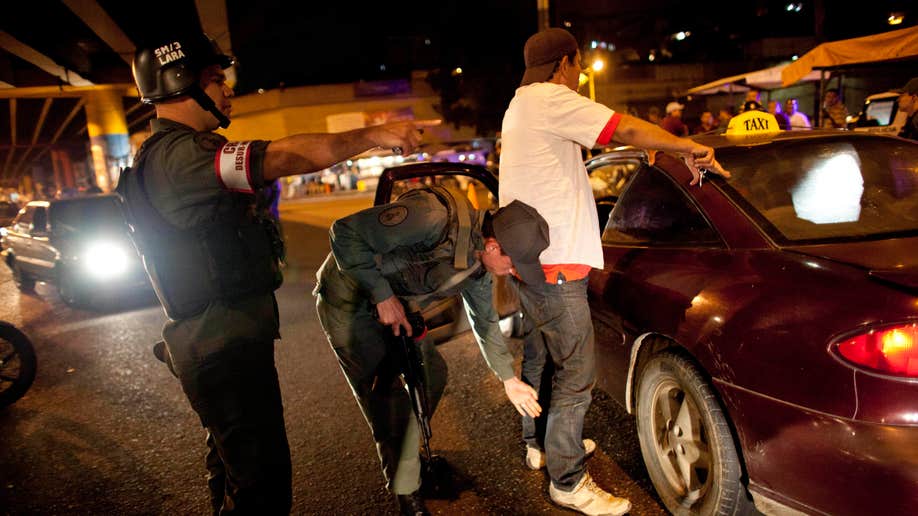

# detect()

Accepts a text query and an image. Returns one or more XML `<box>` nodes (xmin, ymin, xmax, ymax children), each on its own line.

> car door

<box><xmin>374</xmin><ymin>162</ymin><xmax>519</xmax><ymax>343</ymax></box>
<box><xmin>588</xmin><ymin>162</ymin><xmax>725</xmax><ymax>406</ymax></box>
<box><xmin>5</xmin><ymin>205</ymin><xmax>38</xmax><ymax>274</ymax></box>
<box><xmin>25</xmin><ymin>206</ymin><xmax>58</xmax><ymax>280</ymax></box>
<box><xmin>585</xmin><ymin>149</ymin><xmax>645</xmax><ymax>234</ymax></box>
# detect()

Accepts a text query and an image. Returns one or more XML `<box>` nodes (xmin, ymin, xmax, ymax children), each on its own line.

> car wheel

<box><xmin>11</xmin><ymin>258</ymin><xmax>35</xmax><ymax>292</ymax></box>
<box><xmin>57</xmin><ymin>268</ymin><xmax>86</xmax><ymax>307</ymax></box>
<box><xmin>636</xmin><ymin>351</ymin><xmax>755</xmax><ymax>516</ymax></box>
<box><xmin>0</xmin><ymin>322</ymin><xmax>37</xmax><ymax>408</ymax></box>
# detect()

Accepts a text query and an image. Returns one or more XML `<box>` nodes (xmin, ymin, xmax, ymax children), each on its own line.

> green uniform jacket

<box><xmin>139</xmin><ymin>118</ymin><xmax>279</xmax><ymax>351</ymax></box>
<box><xmin>325</xmin><ymin>189</ymin><xmax>516</xmax><ymax>381</ymax></box>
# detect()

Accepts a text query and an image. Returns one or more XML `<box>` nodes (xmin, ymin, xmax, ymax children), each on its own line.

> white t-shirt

<box><xmin>788</xmin><ymin>111</ymin><xmax>812</xmax><ymax>130</ymax></box>
<box><xmin>499</xmin><ymin>82</ymin><xmax>616</xmax><ymax>269</ymax></box>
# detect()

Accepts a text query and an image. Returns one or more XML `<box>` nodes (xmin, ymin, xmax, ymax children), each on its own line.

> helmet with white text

<box><xmin>132</xmin><ymin>33</ymin><xmax>234</xmax><ymax>127</ymax></box>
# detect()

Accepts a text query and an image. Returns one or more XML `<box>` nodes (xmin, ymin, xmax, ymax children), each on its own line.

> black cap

<box><xmin>492</xmin><ymin>201</ymin><xmax>550</xmax><ymax>285</ymax></box>
<box><xmin>520</xmin><ymin>28</ymin><xmax>578</xmax><ymax>86</ymax></box>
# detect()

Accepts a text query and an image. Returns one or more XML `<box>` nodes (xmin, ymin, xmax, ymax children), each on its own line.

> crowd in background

<box><xmin>644</xmin><ymin>88</ymin><xmax>825</xmax><ymax>136</ymax></box>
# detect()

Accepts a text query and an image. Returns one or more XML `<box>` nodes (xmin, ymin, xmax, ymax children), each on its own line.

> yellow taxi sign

<box><xmin>726</xmin><ymin>110</ymin><xmax>781</xmax><ymax>136</ymax></box>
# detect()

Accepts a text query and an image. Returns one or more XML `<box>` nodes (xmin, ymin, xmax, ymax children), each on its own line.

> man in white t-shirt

<box><xmin>785</xmin><ymin>98</ymin><xmax>812</xmax><ymax>130</ymax></box>
<box><xmin>499</xmin><ymin>27</ymin><xmax>728</xmax><ymax>516</ymax></box>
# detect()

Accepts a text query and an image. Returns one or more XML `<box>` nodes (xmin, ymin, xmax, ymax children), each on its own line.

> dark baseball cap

<box><xmin>492</xmin><ymin>200</ymin><xmax>550</xmax><ymax>285</ymax></box>
<box><xmin>520</xmin><ymin>28</ymin><xmax>579</xmax><ymax>87</ymax></box>
<box><xmin>894</xmin><ymin>77</ymin><xmax>918</xmax><ymax>95</ymax></box>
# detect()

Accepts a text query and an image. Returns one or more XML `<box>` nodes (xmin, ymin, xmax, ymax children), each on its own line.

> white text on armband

<box><xmin>215</xmin><ymin>141</ymin><xmax>255</xmax><ymax>193</ymax></box>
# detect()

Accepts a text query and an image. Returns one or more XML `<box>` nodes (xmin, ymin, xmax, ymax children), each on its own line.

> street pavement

<box><xmin>0</xmin><ymin>193</ymin><xmax>665</xmax><ymax>515</ymax></box>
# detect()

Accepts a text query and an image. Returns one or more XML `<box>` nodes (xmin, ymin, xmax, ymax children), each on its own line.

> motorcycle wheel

<box><xmin>0</xmin><ymin>322</ymin><xmax>37</xmax><ymax>408</ymax></box>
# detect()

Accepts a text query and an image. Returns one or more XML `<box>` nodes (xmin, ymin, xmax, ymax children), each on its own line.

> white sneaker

<box><xmin>525</xmin><ymin>438</ymin><xmax>597</xmax><ymax>470</ymax></box>
<box><xmin>549</xmin><ymin>472</ymin><xmax>632</xmax><ymax>516</ymax></box>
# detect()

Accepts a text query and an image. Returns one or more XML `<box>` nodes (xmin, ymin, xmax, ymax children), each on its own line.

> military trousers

<box><xmin>517</xmin><ymin>277</ymin><xmax>596</xmax><ymax>491</ymax></box>
<box><xmin>316</xmin><ymin>294</ymin><xmax>447</xmax><ymax>495</ymax></box>
<box><xmin>165</xmin><ymin>335</ymin><xmax>292</xmax><ymax>515</ymax></box>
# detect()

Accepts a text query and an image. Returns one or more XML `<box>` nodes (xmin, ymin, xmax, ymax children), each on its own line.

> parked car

<box><xmin>849</xmin><ymin>90</ymin><xmax>907</xmax><ymax>135</ymax></box>
<box><xmin>1</xmin><ymin>194</ymin><xmax>150</xmax><ymax>306</ymax></box>
<box><xmin>375</xmin><ymin>129</ymin><xmax>918</xmax><ymax>516</ymax></box>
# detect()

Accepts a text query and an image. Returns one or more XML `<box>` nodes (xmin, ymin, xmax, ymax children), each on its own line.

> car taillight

<box><xmin>835</xmin><ymin>324</ymin><xmax>918</xmax><ymax>378</ymax></box>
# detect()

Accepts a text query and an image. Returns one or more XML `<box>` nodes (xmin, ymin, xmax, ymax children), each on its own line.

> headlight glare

<box><xmin>83</xmin><ymin>241</ymin><xmax>129</xmax><ymax>278</ymax></box>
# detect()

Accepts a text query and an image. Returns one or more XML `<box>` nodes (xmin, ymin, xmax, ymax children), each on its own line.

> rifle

<box><xmin>383</xmin><ymin>305</ymin><xmax>463</xmax><ymax>499</ymax></box>
<box><xmin>396</xmin><ymin>310</ymin><xmax>433</xmax><ymax>464</ymax></box>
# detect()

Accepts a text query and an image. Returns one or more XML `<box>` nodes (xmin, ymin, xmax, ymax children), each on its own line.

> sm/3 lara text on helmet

<box><xmin>154</xmin><ymin>42</ymin><xmax>185</xmax><ymax>65</ymax></box>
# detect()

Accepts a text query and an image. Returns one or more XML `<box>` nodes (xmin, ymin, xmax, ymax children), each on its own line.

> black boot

<box><xmin>396</xmin><ymin>491</ymin><xmax>429</xmax><ymax>516</ymax></box>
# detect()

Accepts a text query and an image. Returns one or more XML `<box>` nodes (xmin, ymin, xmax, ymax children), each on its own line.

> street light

<box><xmin>579</xmin><ymin>58</ymin><xmax>605</xmax><ymax>101</ymax></box>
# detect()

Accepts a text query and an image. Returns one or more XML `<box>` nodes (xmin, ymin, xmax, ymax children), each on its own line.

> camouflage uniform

<box><xmin>314</xmin><ymin>187</ymin><xmax>515</xmax><ymax>495</ymax></box>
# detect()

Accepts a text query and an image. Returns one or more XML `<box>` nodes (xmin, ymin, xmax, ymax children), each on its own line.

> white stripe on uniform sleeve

<box><xmin>215</xmin><ymin>141</ymin><xmax>255</xmax><ymax>193</ymax></box>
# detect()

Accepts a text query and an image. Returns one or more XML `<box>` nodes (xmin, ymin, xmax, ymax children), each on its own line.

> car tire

<box><xmin>0</xmin><ymin>322</ymin><xmax>37</xmax><ymax>408</ymax></box>
<box><xmin>57</xmin><ymin>267</ymin><xmax>87</xmax><ymax>307</ymax></box>
<box><xmin>11</xmin><ymin>258</ymin><xmax>35</xmax><ymax>292</ymax></box>
<box><xmin>635</xmin><ymin>351</ymin><xmax>755</xmax><ymax>516</ymax></box>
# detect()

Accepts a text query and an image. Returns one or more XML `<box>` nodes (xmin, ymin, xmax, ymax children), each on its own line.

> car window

<box><xmin>603</xmin><ymin>166</ymin><xmax>721</xmax><ymax>246</ymax></box>
<box><xmin>31</xmin><ymin>207</ymin><xmax>47</xmax><ymax>233</ymax></box>
<box><xmin>13</xmin><ymin>206</ymin><xmax>34</xmax><ymax>233</ymax></box>
<box><xmin>589</xmin><ymin>160</ymin><xmax>640</xmax><ymax>200</ymax></box>
<box><xmin>862</xmin><ymin>97</ymin><xmax>897</xmax><ymax>126</ymax></box>
<box><xmin>49</xmin><ymin>196</ymin><xmax>127</xmax><ymax>233</ymax></box>
<box><xmin>387</xmin><ymin>174</ymin><xmax>498</xmax><ymax>211</ymax></box>
<box><xmin>718</xmin><ymin>136</ymin><xmax>918</xmax><ymax>243</ymax></box>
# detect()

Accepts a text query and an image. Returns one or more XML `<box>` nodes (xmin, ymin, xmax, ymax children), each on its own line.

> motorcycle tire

<box><xmin>0</xmin><ymin>322</ymin><xmax>37</xmax><ymax>408</ymax></box>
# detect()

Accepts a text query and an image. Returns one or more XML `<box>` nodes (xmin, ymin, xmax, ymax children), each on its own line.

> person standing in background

<box><xmin>767</xmin><ymin>100</ymin><xmax>791</xmax><ymax>130</ymax></box>
<box><xmin>646</xmin><ymin>105</ymin><xmax>662</xmax><ymax>125</ymax></box>
<box><xmin>660</xmin><ymin>101</ymin><xmax>689</xmax><ymax>136</ymax></box>
<box><xmin>693</xmin><ymin>110</ymin><xmax>717</xmax><ymax>134</ymax></box>
<box><xmin>784</xmin><ymin>98</ymin><xmax>812</xmax><ymax>130</ymax></box>
<box><xmin>717</xmin><ymin>107</ymin><xmax>734</xmax><ymax>128</ymax></box>
<box><xmin>895</xmin><ymin>78</ymin><xmax>918</xmax><ymax>140</ymax></box>
<box><xmin>821</xmin><ymin>88</ymin><xmax>849</xmax><ymax>129</ymax></box>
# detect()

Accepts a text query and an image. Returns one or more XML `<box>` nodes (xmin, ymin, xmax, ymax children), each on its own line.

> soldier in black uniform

<box><xmin>316</xmin><ymin>191</ymin><xmax>547</xmax><ymax>515</ymax></box>
<box><xmin>119</xmin><ymin>32</ymin><xmax>433</xmax><ymax>514</ymax></box>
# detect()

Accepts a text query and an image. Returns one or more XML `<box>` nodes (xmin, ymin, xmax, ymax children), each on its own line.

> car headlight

<box><xmin>83</xmin><ymin>241</ymin><xmax>129</xmax><ymax>278</ymax></box>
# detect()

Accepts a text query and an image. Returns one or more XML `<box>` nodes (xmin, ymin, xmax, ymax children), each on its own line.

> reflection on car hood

<box><xmin>786</xmin><ymin>236</ymin><xmax>918</xmax><ymax>290</ymax></box>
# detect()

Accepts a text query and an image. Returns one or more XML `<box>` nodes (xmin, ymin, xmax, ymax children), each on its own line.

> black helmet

<box><xmin>133</xmin><ymin>33</ymin><xmax>234</xmax><ymax>103</ymax></box>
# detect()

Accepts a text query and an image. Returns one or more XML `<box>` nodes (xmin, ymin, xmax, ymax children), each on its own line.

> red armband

<box><xmin>215</xmin><ymin>141</ymin><xmax>255</xmax><ymax>193</ymax></box>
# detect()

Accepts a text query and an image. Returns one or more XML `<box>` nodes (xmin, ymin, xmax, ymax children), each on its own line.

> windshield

<box><xmin>49</xmin><ymin>196</ymin><xmax>126</xmax><ymax>233</ymax></box>
<box><xmin>718</xmin><ymin>136</ymin><xmax>918</xmax><ymax>243</ymax></box>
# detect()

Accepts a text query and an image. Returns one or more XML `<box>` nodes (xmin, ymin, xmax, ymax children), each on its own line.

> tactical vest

<box><xmin>317</xmin><ymin>185</ymin><xmax>483</xmax><ymax>311</ymax></box>
<box><xmin>115</xmin><ymin>130</ymin><xmax>283</xmax><ymax>320</ymax></box>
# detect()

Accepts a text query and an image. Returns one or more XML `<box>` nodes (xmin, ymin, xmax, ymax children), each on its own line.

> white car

<box><xmin>849</xmin><ymin>91</ymin><xmax>906</xmax><ymax>135</ymax></box>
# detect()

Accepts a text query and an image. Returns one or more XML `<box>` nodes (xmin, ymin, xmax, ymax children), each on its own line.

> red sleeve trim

<box><xmin>596</xmin><ymin>113</ymin><xmax>621</xmax><ymax>146</ymax></box>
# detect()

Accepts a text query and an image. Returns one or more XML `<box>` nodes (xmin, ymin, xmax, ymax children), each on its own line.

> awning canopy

<box><xmin>686</xmin><ymin>63</ymin><xmax>823</xmax><ymax>95</ymax></box>
<box><xmin>781</xmin><ymin>25</ymin><xmax>918</xmax><ymax>87</ymax></box>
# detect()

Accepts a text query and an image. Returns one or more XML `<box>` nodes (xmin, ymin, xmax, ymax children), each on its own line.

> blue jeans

<box><xmin>518</xmin><ymin>277</ymin><xmax>595</xmax><ymax>491</ymax></box>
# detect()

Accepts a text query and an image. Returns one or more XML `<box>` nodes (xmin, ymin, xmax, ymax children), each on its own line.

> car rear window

<box><xmin>49</xmin><ymin>196</ymin><xmax>126</xmax><ymax>232</ymax></box>
<box><xmin>718</xmin><ymin>136</ymin><xmax>918</xmax><ymax>243</ymax></box>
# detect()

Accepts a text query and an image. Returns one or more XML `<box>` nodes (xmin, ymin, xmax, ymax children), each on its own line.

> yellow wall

<box><xmin>219</xmin><ymin>75</ymin><xmax>475</xmax><ymax>143</ymax></box>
